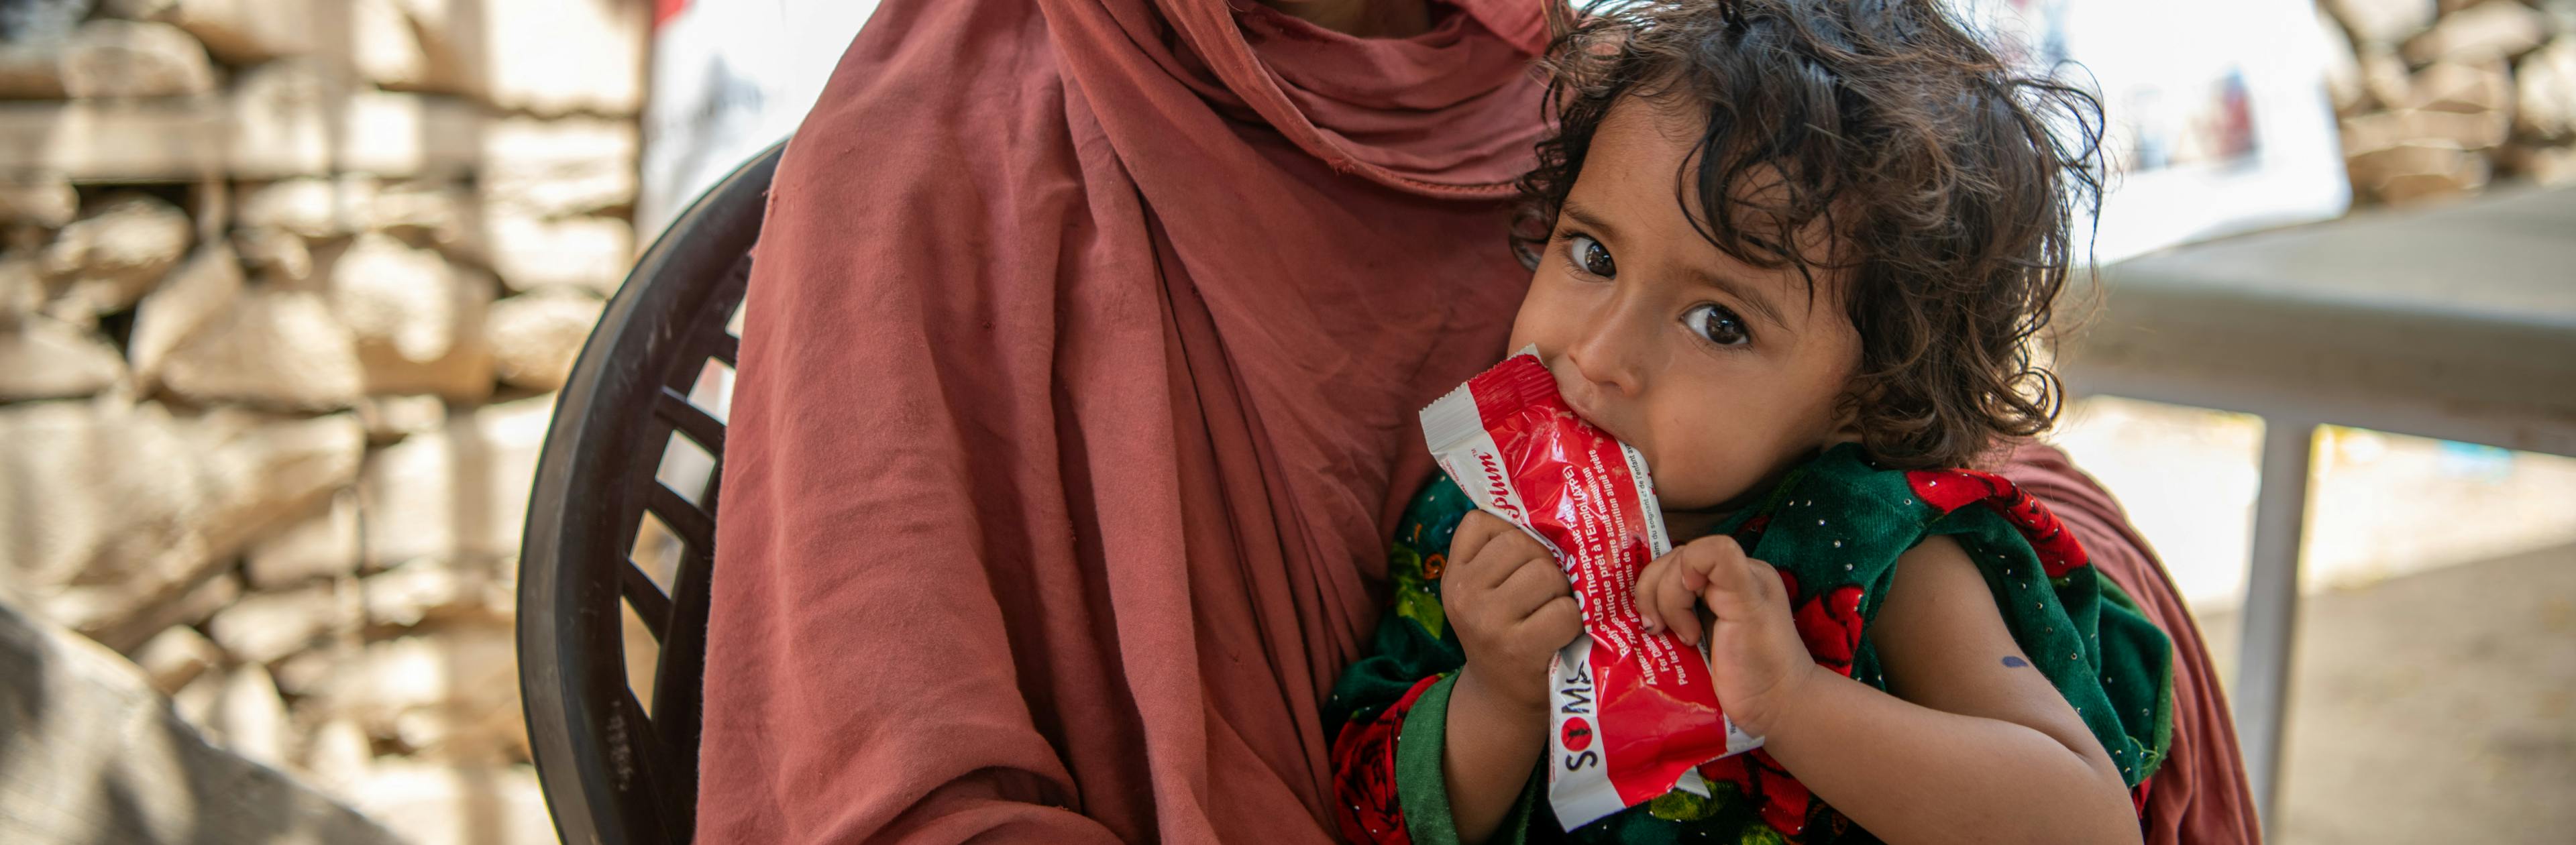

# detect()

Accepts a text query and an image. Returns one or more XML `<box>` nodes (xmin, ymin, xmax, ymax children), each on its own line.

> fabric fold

<box><xmin>696</xmin><ymin>1</ymin><xmax>1541</xmax><ymax>841</ymax></box>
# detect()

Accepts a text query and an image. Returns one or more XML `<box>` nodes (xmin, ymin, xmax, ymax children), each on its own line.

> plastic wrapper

<box><xmin>1420</xmin><ymin>352</ymin><xmax>1762</xmax><ymax>829</ymax></box>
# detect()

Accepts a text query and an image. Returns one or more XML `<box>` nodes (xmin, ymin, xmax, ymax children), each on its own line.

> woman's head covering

<box><xmin>699</xmin><ymin>1</ymin><xmax>1548</xmax><ymax>841</ymax></box>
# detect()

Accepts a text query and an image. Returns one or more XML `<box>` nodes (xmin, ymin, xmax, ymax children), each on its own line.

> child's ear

<box><xmin>1827</xmin><ymin>382</ymin><xmax>1870</xmax><ymax>445</ymax></box>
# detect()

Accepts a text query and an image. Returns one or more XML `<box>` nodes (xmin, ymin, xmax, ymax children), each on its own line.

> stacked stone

<box><xmin>2322</xmin><ymin>0</ymin><xmax>2576</xmax><ymax>205</ymax></box>
<box><xmin>0</xmin><ymin>1</ymin><xmax>647</xmax><ymax>843</ymax></box>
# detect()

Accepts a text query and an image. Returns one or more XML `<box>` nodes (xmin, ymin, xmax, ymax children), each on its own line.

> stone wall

<box><xmin>1</xmin><ymin>1</ymin><xmax>2553</xmax><ymax>842</ymax></box>
<box><xmin>0</xmin><ymin>1</ymin><xmax>645</xmax><ymax>843</ymax></box>
<box><xmin>2322</xmin><ymin>0</ymin><xmax>2576</xmax><ymax>204</ymax></box>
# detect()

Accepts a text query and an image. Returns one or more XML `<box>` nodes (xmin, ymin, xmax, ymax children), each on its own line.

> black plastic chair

<box><xmin>518</xmin><ymin>142</ymin><xmax>783</xmax><ymax>845</ymax></box>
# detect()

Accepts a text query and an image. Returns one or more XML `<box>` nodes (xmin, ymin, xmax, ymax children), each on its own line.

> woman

<box><xmin>694</xmin><ymin>1</ymin><xmax>2258</xmax><ymax>842</ymax></box>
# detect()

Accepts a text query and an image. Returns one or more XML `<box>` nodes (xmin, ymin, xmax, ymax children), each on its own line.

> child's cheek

<box><xmin>1656</xmin><ymin>443</ymin><xmax>1741</xmax><ymax>510</ymax></box>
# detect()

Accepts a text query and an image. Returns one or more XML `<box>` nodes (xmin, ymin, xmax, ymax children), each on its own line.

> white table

<box><xmin>2057</xmin><ymin>184</ymin><xmax>2576</xmax><ymax>838</ymax></box>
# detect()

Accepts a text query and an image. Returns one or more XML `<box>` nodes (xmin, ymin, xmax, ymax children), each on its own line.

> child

<box><xmin>1324</xmin><ymin>1</ymin><xmax>2174</xmax><ymax>843</ymax></box>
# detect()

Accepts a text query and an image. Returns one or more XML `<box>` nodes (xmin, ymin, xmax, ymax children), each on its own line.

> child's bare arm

<box><xmin>1441</xmin><ymin>672</ymin><xmax>1550</xmax><ymax>844</ymax></box>
<box><xmin>1440</xmin><ymin>512</ymin><xmax>1584</xmax><ymax>844</ymax></box>
<box><xmin>1759</xmin><ymin>535</ymin><xmax>2139</xmax><ymax>844</ymax></box>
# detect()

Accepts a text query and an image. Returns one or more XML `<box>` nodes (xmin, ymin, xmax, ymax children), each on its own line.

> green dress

<box><xmin>1324</xmin><ymin>444</ymin><xmax>2176</xmax><ymax>844</ymax></box>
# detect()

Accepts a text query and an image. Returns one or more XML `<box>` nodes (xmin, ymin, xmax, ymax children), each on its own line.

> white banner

<box><xmin>639</xmin><ymin>1</ymin><xmax>2351</xmax><ymax>263</ymax></box>
<box><xmin>637</xmin><ymin>0</ymin><xmax>887</xmax><ymax>241</ymax></box>
<box><xmin>1955</xmin><ymin>0</ymin><xmax>2351</xmax><ymax>263</ymax></box>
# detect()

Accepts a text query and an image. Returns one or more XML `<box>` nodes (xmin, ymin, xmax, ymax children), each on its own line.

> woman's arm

<box><xmin>1758</xmin><ymin>535</ymin><xmax>2141</xmax><ymax>845</ymax></box>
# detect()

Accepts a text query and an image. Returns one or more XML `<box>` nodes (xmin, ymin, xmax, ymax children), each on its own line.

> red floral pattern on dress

<box><xmin>1332</xmin><ymin>675</ymin><xmax>1440</xmax><ymax>844</ymax></box>
<box><xmin>1699</xmin><ymin>571</ymin><xmax>1862</xmax><ymax>836</ymax></box>
<box><xmin>1698</xmin><ymin>748</ymin><xmax>1813</xmax><ymax>835</ymax></box>
<box><xmin>1792</xmin><ymin>584</ymin><xmax>1866</xmax><ymax>677</ymax></box>
<box><xmin>1903</xmin><ymin>469</ymin><xmax>2090</xmax><ymax>577</ymax></box>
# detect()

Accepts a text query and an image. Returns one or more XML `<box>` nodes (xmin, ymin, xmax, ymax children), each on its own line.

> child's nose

<box><xmin>1562</xmin><ymin>321</ymin><xmax>1645</xmax><ymax>399</ymax></box>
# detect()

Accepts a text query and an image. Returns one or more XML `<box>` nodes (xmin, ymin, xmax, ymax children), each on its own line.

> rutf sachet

<box><xmin>1420</xmin><ymin>353</ymin><xmax>1762</xmax><ymax>830</ymax></box>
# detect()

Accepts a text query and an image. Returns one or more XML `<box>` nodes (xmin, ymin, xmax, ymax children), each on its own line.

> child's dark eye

<box><xmin>1684</xmin><ymin>303</ymin><xmax>1751</xmax><ymax>347</ymax></box>
<box><xmin>1568</xmin><ymin>235</ymin><xmax>1616</xmax><ymax>278</ymax></box>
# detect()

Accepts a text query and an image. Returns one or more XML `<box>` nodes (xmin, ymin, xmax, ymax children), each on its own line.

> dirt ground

<box><xmin>2195</xmin><ymin>543</ymin><xmax>2576</xmax><ymax>844</ymax></box>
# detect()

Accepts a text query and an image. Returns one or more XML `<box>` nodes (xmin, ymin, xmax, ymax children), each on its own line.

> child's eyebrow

<box><xmin>1560</xmin><ymin>202</ymin><xmax>1625</xmax><ymax>242</ymax></box>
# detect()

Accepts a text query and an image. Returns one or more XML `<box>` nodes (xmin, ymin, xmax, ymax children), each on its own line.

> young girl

<box><xmin>1326</xmin><ymin>1</ymin><xmax>2174</xmax><ymax>843</ymax></box>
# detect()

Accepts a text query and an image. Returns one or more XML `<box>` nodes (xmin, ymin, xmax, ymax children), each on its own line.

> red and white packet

<box><xmin>1421</xmin><ymin>352</ymin><xmax>1763</xmax><ymax>830</ymax></box>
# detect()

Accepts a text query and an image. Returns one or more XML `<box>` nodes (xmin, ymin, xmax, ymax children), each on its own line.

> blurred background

<box><xmin>0</xmin><ymin>1</ymin><xmax>2565</xmax><ymax>844</ymax></box>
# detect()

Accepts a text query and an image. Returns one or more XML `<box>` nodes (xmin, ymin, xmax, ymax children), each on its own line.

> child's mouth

<box><xmin>1534</xmin><ymin>354</ymin><xmax>1650</xmax><ymax>465</ymax></box>
<box><xmin>1558</xmin><ymin>392</ymin><xmax>1633</xmax><ymax>452</ymax></box>
<box><xmin>1541</xmin><ymin>365</ymin><xmax>1615</xmax><ymax>431</ymax></box>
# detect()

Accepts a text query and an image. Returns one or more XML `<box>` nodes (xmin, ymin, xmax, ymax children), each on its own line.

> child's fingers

<box><xmin>1494</xmin><ymin>555</ymin><xmax>1574</xmax><ymax>618</ymax></box>
<box><xmin>1519</xmin><ymin>595</ymin><xmax>1583</xmax><ymax>651</ymax></box>
<box><xmin>1663</xmin><ymin>594</ymin><xmax>1705</xmax><ymax>647</ymax></box>
<box><xmin>1448</xmin><ymin>512</ymin><xmax>1521</xmax><ymax>590</ymax></box>
<box><xmin>1676</xmin><ymin>535</ymin><xmax>1742</xmax><ymax>595</ymax></box>
<box><xmin>1635</xmin><ymin>555</ymin><xmax>1670</xmax><ymax>632</ymax></box>
<box><xmin>1648</xmin><ymin>559</ymin><xmax>1706</xmax><ymax>646</ymax></box>
<box><xmin>1448</xmin><ymin>511</ymin><xmax>1501</xmax><ymax>561</ymax></box>
<box><xmin>1446</xmin><ymin>513</ymin><xmax>1495</xmax><ymax>571</ymax></box>
<box><xmin>1694</xmin><ymin>541</ymin><xmax>1775</xmax><ymax>620</ymax></box>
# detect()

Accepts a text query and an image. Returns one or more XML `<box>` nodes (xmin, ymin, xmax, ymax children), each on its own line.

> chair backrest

<box><xmin>518</xmin><ymin>142</ymin><xmax>783</xmax><ymax>845</ymax></box>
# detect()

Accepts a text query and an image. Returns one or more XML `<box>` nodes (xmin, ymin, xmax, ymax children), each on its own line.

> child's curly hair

<box><xmin>1512</xmin><ymin>0</ymin><xmax>2105</xmax><ymax>470</ymax></box>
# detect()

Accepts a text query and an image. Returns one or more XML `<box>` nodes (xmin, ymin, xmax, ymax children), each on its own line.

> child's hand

<box><xmin>1633</xmin><ymin>535</ymin><xmax>1822</xmax><ymax>737</ymax></box>
<box><xmin>1444</xmin><ymin>511</ymin><xmax>1583</xmax><ymax>715</ymax></box>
